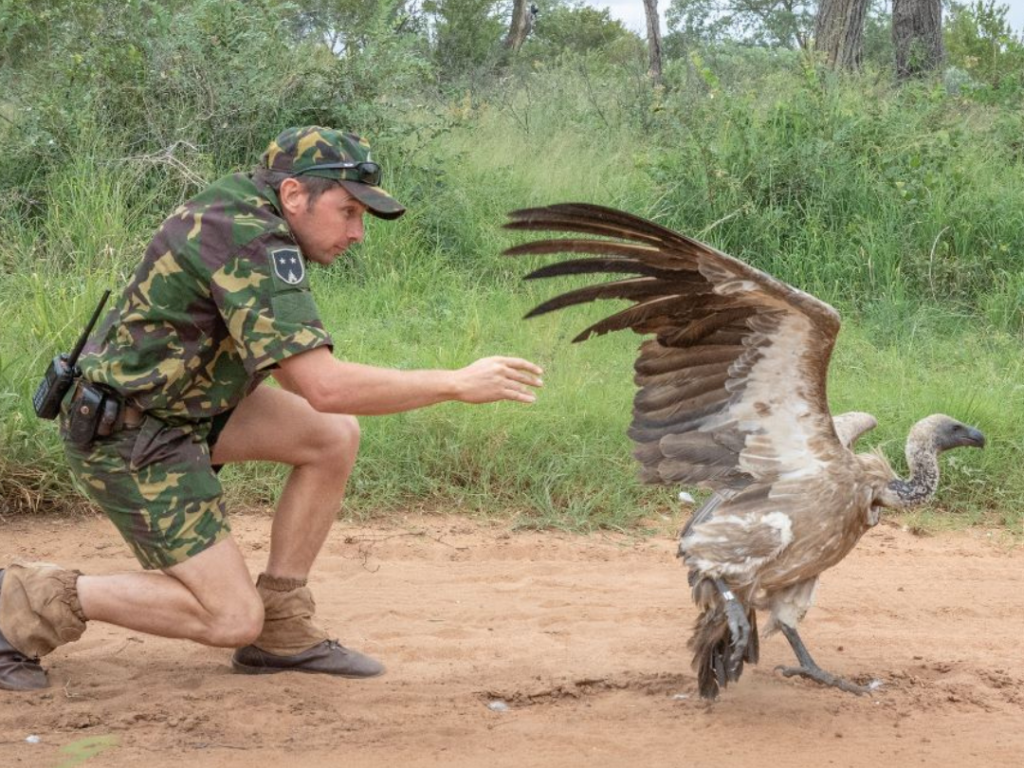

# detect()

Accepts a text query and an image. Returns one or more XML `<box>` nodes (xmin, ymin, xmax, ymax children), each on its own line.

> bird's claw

<box><xmin>774</xmin><ymin>664</ymin><xmax>874</xmax><ymax>695</ymax></box>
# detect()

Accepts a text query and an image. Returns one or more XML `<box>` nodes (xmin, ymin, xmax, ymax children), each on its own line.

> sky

<box><xmin>592</xmin><ymin>0</ymin><xmax>1024</xmax><ymax>37</ymax></box>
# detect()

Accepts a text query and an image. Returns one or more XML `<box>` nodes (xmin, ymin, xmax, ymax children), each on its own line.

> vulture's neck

<box><xmin>882</xmin><ymin>426</ymin><xmax>940</xmax><ymax>508</ymax></box>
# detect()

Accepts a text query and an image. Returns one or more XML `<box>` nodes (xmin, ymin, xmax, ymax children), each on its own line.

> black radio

<box><xmin>32</xmin><ymin>290</ymin><xmax>111</xmax><ymax>420</ymax></box>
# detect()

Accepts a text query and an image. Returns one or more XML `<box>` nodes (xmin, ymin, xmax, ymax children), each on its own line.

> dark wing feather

<box><xmin>524</xmin><ymin>277</ymin><xmax>690</xmax><ymax>319</ymax></box>
<box><xmin>505</xmin><ymin>203</ymin><xmax>845</xmax><ymax>493</ymax></box>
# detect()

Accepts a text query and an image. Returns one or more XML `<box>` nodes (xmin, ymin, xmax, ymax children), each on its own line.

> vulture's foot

<box><xmin>715</xmin><ymin>579</ymin><xmax>749</xmax><ymax>680</ymax></box>
<box><xmin>775</xmin><ymin>623</ymin><xmax>873</xmax><ymax>696</ymax></box>
<box><xmin>775</xmin><ymin>663</ymin><xmax>872</xmax><ymax>695</ymax></box>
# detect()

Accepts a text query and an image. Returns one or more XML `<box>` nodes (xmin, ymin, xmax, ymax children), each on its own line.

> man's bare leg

<box><xmin>208</xmin><ymin>384</ymin><xmax>380</xmax><ymax>676</ymax></box>
<box><xmin>76</xmin><ymin>537</ymin><xmax>263</xmax><ymax>648</ymax></box>
<box><xmin>0</xmin><ymin>537</ymin><xmax>263</xmax><ymax>691</ymax></box>
<box><xmin>210</xmin><ymin>383</ymin><xmax>360</xmax><ymax>580</ymax></box>
<box><xmin>1</xmin><ymin>383</ymin><xmax>372</xmax><ymax>690</ymax></box>
<box><xmin>9</xmin><ymin>385</ymin><xmax>340</xmax><ymax>658</ymax></box>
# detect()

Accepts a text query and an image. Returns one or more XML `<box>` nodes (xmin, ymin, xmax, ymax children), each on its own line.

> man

<box><xmin>0</xmin><ymin>126</ymin><xmax>543</xmax><ymax>691</ymax></box>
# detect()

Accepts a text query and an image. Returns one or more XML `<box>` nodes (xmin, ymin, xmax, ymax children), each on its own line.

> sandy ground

<box><xmin>0</xmin><ymin>511</ymin><xmax>1022</xmax><ymax>768</ymax></box>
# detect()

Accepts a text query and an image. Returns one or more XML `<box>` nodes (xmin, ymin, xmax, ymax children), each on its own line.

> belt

<box><xmin>103</xmin><ymin>399</ymin><xmax>145</xmax><ymax>435</ymax></box>
<box><xmin>69</xmin><ymin>380</ymin><xmax>146</xmax><ymax>437</ymax></box>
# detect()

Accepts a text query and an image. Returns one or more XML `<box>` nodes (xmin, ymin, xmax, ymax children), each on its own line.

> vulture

<box><xmin>504</xmin><ymin>203</ymin><xmax>985</xmax><ymax>699</ymax></box>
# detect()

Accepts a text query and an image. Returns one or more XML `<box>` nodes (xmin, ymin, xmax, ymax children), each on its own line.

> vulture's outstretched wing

<box><xmin>505</xmin><ymin>203</ymin><xmax>846</xmax><ymax>494</ymax></box>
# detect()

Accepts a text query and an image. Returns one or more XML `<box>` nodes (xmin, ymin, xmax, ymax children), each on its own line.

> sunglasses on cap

<box><xmin>295</xmin><ymin>161</ymin><xmax>382</xmax><ymax>186</ymax></box>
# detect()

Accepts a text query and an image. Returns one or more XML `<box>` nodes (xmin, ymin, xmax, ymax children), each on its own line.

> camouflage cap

<box><xmin>260</xmin><ymin>126</ymin><xmax>405</xmax><ymax>220</ymax></box>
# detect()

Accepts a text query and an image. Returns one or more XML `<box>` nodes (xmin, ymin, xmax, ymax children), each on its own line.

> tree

<box><xmin>665</xmin><ymin>0</ymin><xmax>814</xmax><ymax>50</ymax></box>
<box><xmin>665</xmin><ymin>0</ymin><xmax>732</xmax><ymax>48</ymax></box>
<box><xmin>290</xmin><ymin>0</ymin><xmax>377</xmax><ymax>51</ymax></box>
<box><xmin>814</xmin><ymin>0</ymin><xmax>870</xmax><ymax>70</ymax></box>
<box><xmin>504</xmin><ymin>0</ymin><xmax>537</xmax><ymax>51</ymax></box>
<box><xmin>737</xmin><ymin>0</ymin><xmax>814</xmax><ymax>48</ymax></box>
<box><xmin>525</xmin><ymin>2</ymin><xmax>634</xmax><ymax>59</ymax></box>
<box><xmin>944</xmin><ymin>1</ymin><xmax>1024</xmax><ymax>90</ymax></box>
<box><xmin>643</xmin><ymin>0</ymin><xmax>664</xmax><ymax>83</ymax></box>
<box><xmin>288</xmin><ymin>0</ymin><xmax>424</xmax><ymax>54</ymax></box>
<box><xmin>424</xmin><ymin>0</ymin><xmax>505</xmax><ymax>77</ymax></box>
<box><xmin>892</xmin><ymin>0</ymin><xmax>945</xmax><ymax>78</ymax></box>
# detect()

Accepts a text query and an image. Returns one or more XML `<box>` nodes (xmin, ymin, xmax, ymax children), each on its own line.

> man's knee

<box><xmin>199</xmin><ymin>595</ymin><xmax>264</xmax><ymax>648</ymax></box>
<box><xmin>314</xmin><ymin>414</ymin><xmax>360</xmax><ymax>468</ymax></box>
<box><xmin>165</xmin><ymin>538</ymin><xmax>265</xmax><ymax>648</ymax></box>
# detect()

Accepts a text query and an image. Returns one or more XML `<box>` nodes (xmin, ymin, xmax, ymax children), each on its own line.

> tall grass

<box><xmin>1</xmin><ymin>58</ymin><xmax>1021</xmax><ymax>532</ymax></box>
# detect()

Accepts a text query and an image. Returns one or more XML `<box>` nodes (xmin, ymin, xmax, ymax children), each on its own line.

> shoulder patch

<box><xmin>271</xmin><ymin>247</ymin><xmax>306</xmax><ymax>286</ymax></box>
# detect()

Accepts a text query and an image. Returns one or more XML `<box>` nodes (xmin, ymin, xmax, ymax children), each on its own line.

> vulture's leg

<box><xmin>714</xmin><ymin>579</ymin><xmax>749</xmax><ymax>679</ymax></box>
<box><xmin>775</xmin><ymin>623</ymin><xmax>872</xmax><ymax>695</ymax></box>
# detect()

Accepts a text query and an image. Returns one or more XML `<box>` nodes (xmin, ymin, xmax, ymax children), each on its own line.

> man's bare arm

<box><xmin>271</xmin><ymin>365</ymin><xmax>300</xmax><ymax>394</ymax></box>
<box><xmin>276</xmin><ymin>347</ymin><xmax>543</xmax><ymax>415</ymax></box>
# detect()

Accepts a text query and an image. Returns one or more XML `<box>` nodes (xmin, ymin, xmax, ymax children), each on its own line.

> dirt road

<box><xmin>1</xmin><ymin>512</ymin><xmax>1021</xmax><ymax>767</ymax></box>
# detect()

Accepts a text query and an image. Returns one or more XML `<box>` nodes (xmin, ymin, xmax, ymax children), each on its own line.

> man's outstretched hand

<box><xmin>453</xmin><ymin>356</ymin><xmax>544</xmax><ymax>404</ymax></box>
<box><xmin>277</xmin><ymin>347</ymin><xmax>544</xmax><ymax>415</ymax></box>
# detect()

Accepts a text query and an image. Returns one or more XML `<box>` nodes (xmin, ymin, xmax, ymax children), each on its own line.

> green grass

<box><xmin>1</xmin><ymin>61</ymin><xmax>1022</xmax><ymax>534</ymax></box>
<box><xmin>215</xmin><ymin>266</ymin><xmax>1020</xmax><ymax>533</ymax></box>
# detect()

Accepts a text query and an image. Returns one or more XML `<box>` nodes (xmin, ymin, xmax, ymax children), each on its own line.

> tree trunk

<box><xmin>504</xmin><ymin>0</ymin><xmax>535</xmax><ymax>51</ymax></box>
<box><xmin>643</xmin><ymin>0</ymin><xmax>663</xmax><ymax>84</ymax></box>
<box><xmin>814</xmin><ymin>0</ymin><xmax>870</xmax><ymax>70</ymax></box>
<box><xmin>892</xmin><ymin>0</ymin><xmax>945</xmax><ymax>79</ymax></box>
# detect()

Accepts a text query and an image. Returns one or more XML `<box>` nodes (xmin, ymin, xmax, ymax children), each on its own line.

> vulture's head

<box><xmin>883</xmin><ymin>414</ymin><xmax>986</xmax><ymax>509</ymax></box>
<box><xmin>915</xmin><ymin>414</ymin><xmax>986</xmax><ymax>453</ymax></box>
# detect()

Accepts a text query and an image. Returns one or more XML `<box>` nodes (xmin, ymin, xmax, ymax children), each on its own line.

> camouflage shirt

<box><xmin>79</xmin><ymin>173</ymin><xmax>332</xmax><ymax>422</ymax></box>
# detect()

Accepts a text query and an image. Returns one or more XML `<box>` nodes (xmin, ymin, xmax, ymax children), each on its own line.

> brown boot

<box><xmin>231</xmin><ymin>573</ymin><xmax>383</xmax><ymax>678</ymax></box>
<box><xmin>232</xmin><ymin>639</ymin><xmax>384</xmax><ymax>678</ymax></box>
<box><xmin>0</xmin><ymin>563</ymin><xmax>86</xmax><ymax>662</ymax></box>
<box><xmin>0</xmin><ymin>569</ymin><xmax>51</xmax><ymax>691</ymax></box>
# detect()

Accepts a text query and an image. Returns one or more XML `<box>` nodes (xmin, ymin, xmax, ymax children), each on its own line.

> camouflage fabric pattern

<box><xmin>78</xmin><ymin>172</ymin><xmax>332</xmax><ymax>422</ymax></box>
<box><xmin>63</xmin><ymin>416</ymin><xmax>229</xmax><ymax>569</ymax></box>
<box><xmin>260</xmin><ymin>126</ymin><xmax>405</xmax><ymax>220</ymax></box>
<box><xmin>68</xmin><ymin>171</ymin><xmax>332</xmax><ymax>568</ymax></box>
<box><xmin>260</xmin><ymin>126</ymin><xmax>374</xmax><ymax>177</ymax></box>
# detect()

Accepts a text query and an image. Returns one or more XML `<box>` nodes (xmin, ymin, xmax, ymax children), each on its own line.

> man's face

<box><xmin>280</xmin><ymin>179</ymin><xmax>368</xmax><ymax>265</ymax></box>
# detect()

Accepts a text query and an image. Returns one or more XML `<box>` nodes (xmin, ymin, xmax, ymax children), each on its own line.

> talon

<box><xmin>776</xmin><ymin>623</ymin><xmax>874</xmax><ymax>696</ymax></box>
<box><xmin>774</xmin><ymin>664</ymin><xmax>871</xmax><ymax>695</ymax></box>
<box><xmin>774</xmin><ymin>664</ymin><xmax>794</xmax><ymax>677</ymax></box>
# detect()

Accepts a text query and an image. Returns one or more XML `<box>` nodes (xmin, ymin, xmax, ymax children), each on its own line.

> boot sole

<box><xmin>231</xmin><ymin>657</ymin><xmax>385</xmax><ymax>679</ymax></box>
<box><xmin>0</xmin><ymin>678</ymin><xmax>50</xmax><ymax>692</ymax></box>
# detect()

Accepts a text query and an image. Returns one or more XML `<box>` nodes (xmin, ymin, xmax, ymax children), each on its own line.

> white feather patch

<box><xmin>681</xmin><ymin>511</ymin><xmax>794</xmax><ymax>581</ymax></box>
<box><xmin>761</xmin><ymin>511</ymin><xmax>795</xmax><ymax>547</ymax></box>
<box><xmin>725</xmin><ymin>312</ymin><xmax>829</xmax><ymax>480</ymax></box>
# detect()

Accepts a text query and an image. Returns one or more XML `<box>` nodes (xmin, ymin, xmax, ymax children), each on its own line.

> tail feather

<box><xmin>746</xmin><ymin>610</ymin><xmax>759</xmax><ymax>665</ymax></box>
<box><xmin>690</xmin><ymin>605</ymin><xmax>732</xmax><ymax>700</ymax></box>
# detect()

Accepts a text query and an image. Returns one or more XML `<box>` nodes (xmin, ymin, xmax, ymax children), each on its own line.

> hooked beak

<box><xmin>963</xmin><ymin>427</ymin><xmax>986</xmax><ymax>449</ymax></box>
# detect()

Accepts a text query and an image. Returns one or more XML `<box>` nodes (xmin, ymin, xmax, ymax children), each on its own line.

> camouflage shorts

<box><xmin>63</xmin><ymin>414</ymin><xmax>231</xmax><ymax>570</ymax></box>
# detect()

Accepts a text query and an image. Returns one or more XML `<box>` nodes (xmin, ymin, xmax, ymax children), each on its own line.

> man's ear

<box><xmin>278</xmin><ymin>177</ymin><xmax>307</xmax><ymax>217</ymax></box>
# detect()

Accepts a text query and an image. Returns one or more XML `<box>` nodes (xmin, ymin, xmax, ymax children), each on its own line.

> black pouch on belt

<box><xmin>67</xmin><ymin>382</ymin><xmax>108</xmax><ymax>447</ymax></box>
